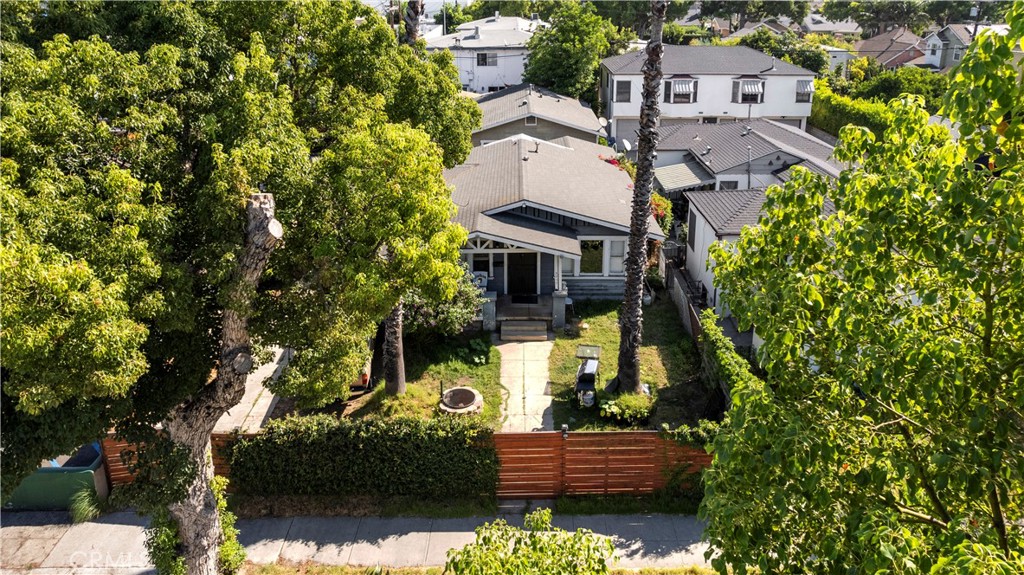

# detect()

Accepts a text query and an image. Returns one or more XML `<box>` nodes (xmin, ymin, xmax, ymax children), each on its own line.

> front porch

<box><xmin>496</xmin><ymin>294</ymin><xmax>555</xmax><ymax>322</ymax></box>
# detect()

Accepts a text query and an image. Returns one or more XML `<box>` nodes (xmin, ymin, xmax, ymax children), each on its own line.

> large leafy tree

<box><xmin>2</xmin><ymin>1</ymin><xmax>476</xmax><ymax>573</ymax></box>
<box><xmin>734</xmin><ymin>27</ymin><xmax>829</xmax><ymax>74</ymax></box>
<box><xmin>822</xmin><ymin>0</ymin><xmax>933</xmax><ymax>37</ymax></box>
<box><xmin>523</xmin><ymin>0</ymin><xmax>633</xmax><ymax>100</ymax></box>
<box><xmin>700</xmin><ymin>0</ymin><xmax>811</xmax><ymax>31</ymax></box>
<box><xmin>614</xmin><ymin>0</ymin><xmax>667</xmax><ymax>394</ymax></box>
<box><xmin>850</xmin><ymin>66</ymin><xmax>950</xmax><ymax>113</ymax></box>
<box><xmin>702</xmin><ymin>7</ymin><xmax>1024</xmax><ymax>573</ymax></box>
<box><xmin>592</xmin><ymin>0</ymin><xmax>692</xmax><ymax>38</ymax></box>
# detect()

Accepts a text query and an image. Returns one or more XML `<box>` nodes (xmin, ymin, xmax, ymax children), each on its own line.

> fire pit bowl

<box><xmin>439</xmin><ymin>386</ymin><xmax>483</xmax><ymax>414</ymax></box>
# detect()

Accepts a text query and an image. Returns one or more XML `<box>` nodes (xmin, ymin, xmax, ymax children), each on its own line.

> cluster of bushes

<box><xmin>810</xmin><ymin>79</ymin><xmax>889</xmax><ymax>138</ymax></box>
<box><xmin>598</xmin><ymin>392</ymin><xmax>654</xmax><ymax>426</ymax></box>
<box><xmin>698</xmin><ymin>309</ymin><xmax>760</xmax><ymax>398</ymax></box>
<box><xmin>230</xmin><ymin>415</ymin><xmax>498</xmax><ymax>500</ymax></box>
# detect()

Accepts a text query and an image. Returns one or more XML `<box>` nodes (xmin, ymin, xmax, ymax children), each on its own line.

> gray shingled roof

<box><xmin>686</xmin><ymin>188</ymin><xmax>838</xmax><ymax>236</ymax></box>
<box><xmin>855</xmin><ymin>27</ymin><xmax>922</xmax><ymax>66</ymax></box>
<box><xmin>475</xmin><ymin>84</ymin><xmax>602</xmax><ymax>134</ymax></box>
<box><xmin>685</xmin><ymin>189</ymin><xmax>767</xmax><ymax>236</ymax></box>
<box><xmin>658</xmin><ymin>119</ymin><xmax>841</xmax><ymax>177</ymax></box>
<box><xmin>445</xmin><ymin>135</ymin><xmax>663</xmax><ymax>252</ymax></box>
<box><xmin>601</xmin><ymin>45</ymin><xmax>815</xmax><ymax>76</ymax></box>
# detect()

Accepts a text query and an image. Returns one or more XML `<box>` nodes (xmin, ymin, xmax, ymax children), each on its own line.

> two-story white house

<box><xmin>426</xmin><ymin>13</ymin><xmax>547</xmax><ymax>94</ymax></box>
<box><xmin>598</xmin><ymin>45</ymin><xmax>816</xmax><ymax>144</ymax></box>
<box><xmin>919</xmin><ymin>23</ymin><xmax>1009</xmax><ymax>72</ymax></box>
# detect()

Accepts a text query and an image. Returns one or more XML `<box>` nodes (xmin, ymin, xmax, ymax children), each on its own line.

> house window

<box><xmin>953</xmin><ymin>47</ymin><xmax>962</xmax><ymax>61</ymax></box>
<box><xmin>580</xmin><ymin>241</ymin><xmax>604</xmax><ymax>274</ymax></box>
<box><xmin>687</xmin><ymin>210</ymin><xmax>697</xmax><ymax>251</ymax></box>
<box><xmin>663</xmin><ymin>79</ymin><xmax>697</xmax><ymax>104</ymax></box>
<box><xmin>561</xmin><ymin>256</ymin><xmax>575</xmax><ymax>276</ymax></box>
<box><xmin>796</xmin><ymin>79</ymin><xmax>814</xmax><ymax>103</ymax></box>
<box><xmin>609</xmin><ymin>240</ymin><xmax>626</xmax><ymax>274</ymax></box>
<box><xmin>525</xmin><ymin>115</ymin><xmax>537</xmax><ymax>126</ymax></box>
<box><xmin>720</xmin><ymin>181</ymin><xmax>739</xmax><ymax>190</ymax></box>
<box><xmin>615</xmin><ymin>80</ymin><xmax>631</xmax><ymax>102</ymax></box>
<box><xmin>930</xmin><ymin>46</ymin><xmax>937</xmax><ymax>56</ymax></box>
<box><xmin>732</xmin><ymin>79</ymin><xmax>764</xmax><ymax>104</ymax></box>
<box><xmin>477</xmin><ymin>53</ymin><xmax>497</xmax><ymax>66</ymax></box>
<box><xmin>472</xmin><ymin>253</ymin><xmax>491</xmax><ymax>275</ymax></box>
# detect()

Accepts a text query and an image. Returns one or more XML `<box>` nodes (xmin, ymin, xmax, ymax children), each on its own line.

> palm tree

<box><xmin>404</xmin><ymin>0</ymin><xmax>424</xmax><ymax>45</ymax></box>
<box><xmin>614</xmin><ymin>0</ymin><xmax>667</xmax><ymax>394</ymax></box>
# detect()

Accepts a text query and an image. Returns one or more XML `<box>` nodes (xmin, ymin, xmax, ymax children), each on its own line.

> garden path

<box><xmin>496</xmin><ymin>336</ymin><xmax>555</xmax><ymax>432</ymax></box>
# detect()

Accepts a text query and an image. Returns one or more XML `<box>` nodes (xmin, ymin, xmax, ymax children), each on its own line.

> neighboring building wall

<box><xmin>473</xmin><ymin>118</ymin><xmax>598</xmax><ymax>145</ymax></box>
<box><xmin>685</xmin><ymin>208</ymin><xmax>740</xmax><ymax>316</ymax></box>
<box><xmin>564</xmin><ymin>277</ymin><xmax>626</xmax><ymax>299</ymax></box>
<box><xmin>716</xmin><ymin>151</ymin><xmax>803</xmax><ymax>188</ymax></box>
<box><xmin>603</xmin><ymin>73</ymin><xmax>813</xmax><ymax>138</ymax></box>
<box><xmin>923</xmin><ymin>34</ymin><xmax>944</xmax><ymax>68</ymax></box>
<box><xmin>450</xmin><ymin>48</ymin><xmax>528</xmax><ymax>93</ymax></box>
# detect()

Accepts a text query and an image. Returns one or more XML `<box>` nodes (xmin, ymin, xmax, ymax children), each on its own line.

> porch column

<box><xmin>551</xmin><ymin>285</ymin><xmax>568</xmax><ymax>330</ymax></box>
<box><xmin>482</xmin><ymin>291</ymin><xmax>497</xmax><ymax>331</ymax></box>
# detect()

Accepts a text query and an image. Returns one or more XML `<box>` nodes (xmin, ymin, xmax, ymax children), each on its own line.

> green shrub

<box><xmin>144</xmin><ymin>476</ymin><xmax>245</xmax><ymax>575</ymax></box>
<box><xmin>651</xmin><ymin>193</ymin><xmax>673</xmax><ymax>236</ymax></box>
<box><xmin>698</xmin><ymin>309</ymin><xmax>760</xmax><ymax>397</ymax></box>
<box><xmin>810</xmin><ymin>79</ymin><xmax>889</xmax><ymax>138</ymax></box>
<box><xmin>445</xmin><ymin>508</ymin><xmax>614</xmax><ymax>574</ymax></box>
<box><xmin>69</xmin><ymin>487</ymin><xmax>105</xmax><ymax>524</ymax></box>
<box><xmin>230</xmin><ymin>415</ymin><xmax>498</xmax><ymax>500</ymax></box>
<box><xmin>599</xmin><ymin>392</ymin><xmax>654</xmax><ymax>426</ymax></box>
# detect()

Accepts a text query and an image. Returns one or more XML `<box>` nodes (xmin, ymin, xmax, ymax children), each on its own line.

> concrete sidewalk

<box><xmin>1</xmin><ymin>509</ymin><xmax>709</xmax><ymax>572</ymax></box>
<box><xmin>497</xmin><ymin>338</ymin><xmax>556</xmax><ymax>433</ymax></box>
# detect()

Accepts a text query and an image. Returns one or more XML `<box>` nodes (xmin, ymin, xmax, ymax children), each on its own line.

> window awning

<box><xmin>797</xmin><ymin>79</ymin><xmax>815</xmax><ymax>93</ymax></box>
<box><xmin>673</xmin><ymin>79</ymin><xmax>694</xmax><ymax>95</ymax></box>
<box><xmin>741</xmin><ymin>80</ymin><xmax>764</xmax><ymax>95</ymax></box>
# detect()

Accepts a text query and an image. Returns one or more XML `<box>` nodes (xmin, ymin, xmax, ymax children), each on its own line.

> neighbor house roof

<box><xmin>729</xmin><ymin>20</ymin><xmax>793</xmax><ymax>39</ymax></box>
<box><xmin>445</xmin><ymin>135</ymin><xmax>663</xmax><ymax>252</ymax></box>
<box><xmin>475</xmin><ymin>83</ymin><xmax>602</xmax><ymax>135</ymax></box>
<box><xmin>855</xmin><ymin>27</ymin><xmax>923</xmax><ymax>66</ymax></box>
<box><xmin>658</xmin><ymin>119</ymin><xmax>841</xmax><ymax>177</ymax></box>
<box><xmin>801</xmin><ymin>13</ymin><xmax>862</xmax><ymax>35</ymax></box>
<box><xmin>426</xmin><ymin>16</ymin><xmax>545</xmax><ymax>50</ymax></box>
<box><xmin>686</xmin><ymin>188</ymin><xmax>837</xmax><ymax>236</ymax></box>
<box><xmin>601</xmin><ymin>45</ymin><xmax>815</xmax><ymax>76</ymax></box>
<box><xmin>684</xmin><ymin>189</ymin><xmax>768</xmax><ymax>236</ymax></box>
<box><xmin>655</xmin><ymin>156</ymin><xmax>715</xmax><ymax>192</ymax></box>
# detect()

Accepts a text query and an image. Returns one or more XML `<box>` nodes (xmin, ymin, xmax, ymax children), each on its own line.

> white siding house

<box><xmin>426</xmin><ymin>14</ymin><xmax>546</xmax><ymax>93</ymax></box>
<box><xmin>599</xmin><ymin>46</ymin><xmax>816</xmax><ymax>143</ymax></box>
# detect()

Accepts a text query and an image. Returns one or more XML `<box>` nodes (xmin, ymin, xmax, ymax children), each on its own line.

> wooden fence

<box><xmin>494</xmin><ymin>431</ymin><xmax>711</xmax><ymax>499</ymax></box>
<box><xmin>103</xmin><ymin>430</ymin><xmax>712</xmax><ymax>499</ymax></box>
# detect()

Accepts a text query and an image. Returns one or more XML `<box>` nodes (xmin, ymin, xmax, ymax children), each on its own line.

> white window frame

<box><xmin>664</xmin><ymin>79</ymin><xmax>697</xmax><ymax>104</ymax></box>
<box><xmin>576</xmin><ymin>237</ymin><xmax>629</xmax><ymax>277</ymax></box>
<box><xmin>525</xmin><ymin>115</ymin><xmax>537</xmax><ymax>126</ymax></box>
<box><xmin>615</xmin><ymin>80</ymin><xmax>631</xmax><ymax>102</ymax></box>
<box><xmin>477</xmin><ymin>52</ymin><xmax>497</xmax><ymax>66</ymax></box>
<box><xmin>468</xmin><ymin>252</ymin><xmax>493</xmax><ymax>277</ymax></box>
<box><xmin>953</xmin><ymin>46</ymin><xmax>962</xmax><ymax>61</ymax></box>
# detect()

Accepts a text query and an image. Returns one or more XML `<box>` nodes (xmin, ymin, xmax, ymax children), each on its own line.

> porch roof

<box><xmin>473</xmin><ymin>213</ymin><xmax>581</xmax><ymax>257</ymax></box>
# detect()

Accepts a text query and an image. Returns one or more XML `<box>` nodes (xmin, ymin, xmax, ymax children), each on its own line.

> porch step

<box><xmin>500</xmin><ymin>321</ymin><xmax>549</xmax><ymax>342</ymax></box>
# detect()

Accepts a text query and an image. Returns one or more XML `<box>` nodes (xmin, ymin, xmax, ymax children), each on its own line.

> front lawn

<box><xmin>346</xmin><ymin>334</ymin><xmax>506</xmax><ymax>430</ymax></box>
<box><xmin>549</xmin><ymin>294</ymin><xmax>704</xmax><ymax>430</ymax></box>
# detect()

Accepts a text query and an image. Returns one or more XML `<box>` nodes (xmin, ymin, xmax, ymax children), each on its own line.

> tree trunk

<box><xmin>404</xmin><ymin>0</ymin><xmax>423</xmax><ymax>45</ymax></box>
<box><xmin>383</xmin><ymin>299</ymin><xmax>406</xmax><ymax>395</ymax></box>
<box><xmin>615</xmin><ymin>1</ymin><xmax>666</xmax><ymax>394</ymax></box>
<box><xmin>165</xmin><ymin>194</ymin><xmax>282</xmax><ymax>575</ymax></box>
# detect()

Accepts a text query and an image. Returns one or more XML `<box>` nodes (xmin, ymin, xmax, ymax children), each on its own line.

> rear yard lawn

<box><xmin>549</xmin><ymin>294</ymin><xmax>708</xmax><ymax>430</ymax></box>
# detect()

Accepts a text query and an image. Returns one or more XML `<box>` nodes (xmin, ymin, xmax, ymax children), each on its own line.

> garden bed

<box><xmin>549</xmin><ymin>295</ymin><xmax>708</xmax><ymax>431</ymax></box>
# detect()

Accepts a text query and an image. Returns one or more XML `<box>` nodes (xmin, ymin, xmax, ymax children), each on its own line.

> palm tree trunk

<box><xmin>383</xmin><ymin>299</ymin><xmax>406</xmax><ymax>395</ymax></box>
<box><xmin>165</xmin><ymin>194</ymin><xmax>282</xmax><ymax>575</ymax></box>
<box><xmin>615</xmin><ymin>1</ymin><xmax>666</xmax><ymax>394</ymax></box>
<box><xmin>404</xmin><ymin>1</ymin><xmax>423</xmax><ymax>45</ymax></box>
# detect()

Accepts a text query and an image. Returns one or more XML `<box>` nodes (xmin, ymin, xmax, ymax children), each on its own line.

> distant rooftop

<box><xmin>602</xmin><ymin>45</ymin><xmax>815</xmax><ymax>76</ymax></box>
<box><xmin>426</xmin><ymin>15</ymin><xmax>546</xmax><ymax>50</ymax></box>
<box><xmin>475</xmin><ymin>83</ymin><xmax>601</xmax><ymax>134</ymax></box>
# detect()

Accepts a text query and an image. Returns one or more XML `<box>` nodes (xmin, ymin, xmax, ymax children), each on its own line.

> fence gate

<box><xmin>493</xmin><ymin>431</ymin><xmax>711</xmax><ymax>499</ymax></box>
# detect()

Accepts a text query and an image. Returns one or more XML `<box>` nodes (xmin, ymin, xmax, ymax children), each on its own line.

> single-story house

<box><xmin>855</xmin><ymin>27</ymin><xmax>924</xmax><ymax>69</ymax></box>
<box><xmin>445</xmin><ymin>134</ymin><xmax>664</xmax><ymax>326</ymax></box>
<box><xmin>473</xmin><ymin>83</ymin><xmax>603</xmax><ymax>146</ymax></box>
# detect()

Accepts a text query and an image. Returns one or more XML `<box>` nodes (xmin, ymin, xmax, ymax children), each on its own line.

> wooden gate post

<box><xmin>560</xmin><ymin>424</ymin><xmax>568</xmax><ymax>497</ymax></box>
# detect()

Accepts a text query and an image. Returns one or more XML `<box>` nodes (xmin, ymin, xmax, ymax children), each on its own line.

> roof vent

<box><xmin>533</xmin><ymin>142</ymin><xmax>540</xmax><ymax>153</ymax></box>
<box><xmin>703</xmin><ymin>145</ymin><xmax>712</xmax><ymax>155</ymax></box>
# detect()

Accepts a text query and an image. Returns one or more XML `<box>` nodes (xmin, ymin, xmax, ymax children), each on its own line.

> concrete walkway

<box><xmin>496</xmin><ymin>337</ymin><xmax>555</xmax><ymax>432</ymax></box>
<box><xmin>0</xmin><ymin>509</ymin><xmax>710</xmax><ymax>572</ymax></box>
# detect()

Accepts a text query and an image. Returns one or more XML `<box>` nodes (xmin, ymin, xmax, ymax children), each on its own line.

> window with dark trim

<box><xmin>615</xmin><ymin>80</ymin><xmax>631</xmax><ymax>102</ymax></box>
<box><xmin>687</xmin><ymin>210</ymin><xmax>697</xmax><ymax>251</ymax></box>
<box><xmin>477</xmin><ymin>52</ymin><xmax>497</xmax><ymax>66</ymax></box>
<box><xmin>720</xmin><ymin>181</ymin><xmax>739</xmax><ymax>190</ymax></box>
<box><xmin>663</xmin><ymin>79</ymin><xmax>698</xmax><ymax>103</ymax></box>
<box><xmin>472</xmin><ymin>253</ymin><xmax>490</xmax><ymax>274</ymax></box>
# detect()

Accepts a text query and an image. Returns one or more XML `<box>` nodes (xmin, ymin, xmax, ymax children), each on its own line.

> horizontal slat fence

<box><xmin>103</xmin><ymin>430</ymin><xmax>712</xmax><ymax>499</ymax></box>
<box><xmin>101</xmin><ymin>432</ymin><xmax>252</xmax><ymax>487</ymax></box>
<box><xmin>494</xmin><ymin>431</ymin><xmax>711</xmax><ymax>499</ymax></box>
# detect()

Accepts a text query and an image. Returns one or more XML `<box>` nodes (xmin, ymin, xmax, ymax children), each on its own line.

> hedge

<box><xmin>698</xmin><ymin>309</ymin><xmax>760</xmax><ymax>401</ymax></box>
<box><xmin>810</xmin><ymin>79</ymin><xmax>889</xmax><ymax>138</ymax></box>
<box><xmin>230</xmin><ymin>415</ymin><xmax>498</xmax><ymax>499</ymax></box>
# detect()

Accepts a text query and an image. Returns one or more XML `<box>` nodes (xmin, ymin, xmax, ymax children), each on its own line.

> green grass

<box><xmin>550</xmin><ymin>295</ymin><xmax>703</xmax><ymax>431</ymax></box>
<box><xmin>348</xmin><ymin>334</ymin><xmax>506</xmax><ymax>429</ymax></box>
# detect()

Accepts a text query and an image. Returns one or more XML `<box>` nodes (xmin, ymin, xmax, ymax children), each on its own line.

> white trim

<box><xmin>524</xmin><ymin>115</ymin><xmax>538</xmax><ymax>126</ymax></box>
<box><xmin>577</xmin><ymin>235</ymin><xmax>630</xmax><ymax>278</ymax></box>
<box><xmin>476</xmin><ymin>114</ymin><xmax>602</xmax><ymax>137</ymax></box>
<box><xmin>484</xmin><ymin>201</ymin><xmax>634</xmax><ymax>235</ymax></box>
<box><xmin>466</xmin><ymin>231</ymin><xmax>579</xmax><ymax>257</ymax></box>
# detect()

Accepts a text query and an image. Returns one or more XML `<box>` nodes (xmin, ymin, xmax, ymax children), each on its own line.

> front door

<box><xmin>506</xmin><ymin>253</ymin><xmax>538</xmax><ymax>295</ymax></box>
